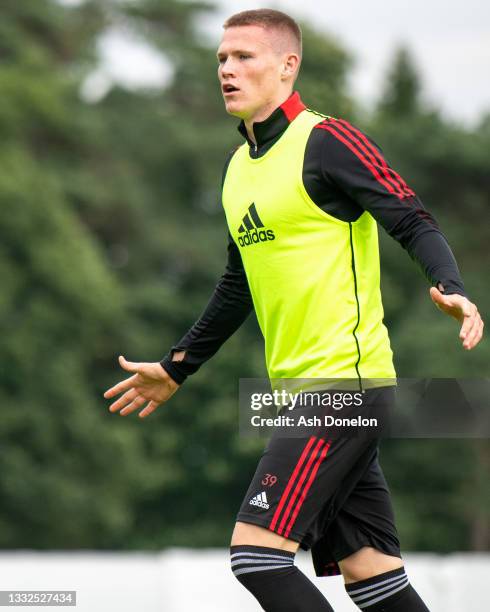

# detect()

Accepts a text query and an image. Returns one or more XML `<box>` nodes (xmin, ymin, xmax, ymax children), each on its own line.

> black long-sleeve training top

<box><xmin>161</xmin><ymin>92</ymin><xmax>466</xmax><ymax>384</ymax></box>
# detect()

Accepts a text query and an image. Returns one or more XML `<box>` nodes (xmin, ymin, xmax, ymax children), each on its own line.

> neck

<box><xmin>244</xmin><ymin>90</ymin><xmax>293</xmax><ymax>143</ymax></box>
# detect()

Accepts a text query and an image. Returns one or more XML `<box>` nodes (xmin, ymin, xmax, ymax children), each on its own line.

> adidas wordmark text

<box><xmin>249</xmin><ymin>491</ymin><xmax>270</xmax><ymax>510</ymax></box>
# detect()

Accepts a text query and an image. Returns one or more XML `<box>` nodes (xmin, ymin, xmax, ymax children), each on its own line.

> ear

<box><xmin>281</xmin><ymin>53</ymin><xmax>300</xmax><ymax>80</ymax></box>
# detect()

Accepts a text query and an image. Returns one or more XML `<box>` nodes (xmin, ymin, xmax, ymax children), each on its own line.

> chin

<box><xmin>224</xmin><ymin>99</ymin><xmax>250</xmax><ymax>119</ymax></box>
<box><xmin>224</xmin><ymin>101</ymin><xmax>246</xmax><ymax>118</ymax></box>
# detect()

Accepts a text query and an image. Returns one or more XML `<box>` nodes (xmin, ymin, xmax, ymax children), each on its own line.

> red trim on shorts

<box><xmin>277</xmin><ymin>438</ymin><xmax>326</xmax><ymax>535</ymax></box>
<box><xmin>284</xmin><ymin>440</ymin><xmax>331</xmax><ymax>538</ymax></box>
<box><xmin>269</xmin><ymin>436</ymin><xmax>317</xmax><ymax>532</ymax></box>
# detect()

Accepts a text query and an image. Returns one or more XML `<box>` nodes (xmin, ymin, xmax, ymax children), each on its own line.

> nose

<box><xmin>220</xmin><ymin>57</ymin><xmax>235</xmax><ymax>78</ymax></box>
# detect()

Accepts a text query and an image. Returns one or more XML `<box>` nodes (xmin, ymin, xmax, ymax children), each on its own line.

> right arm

<box><xmin>104</xmin><ymin>149</ymin><xmax>253</xmax><ymax>417</ymax></box>
<box><xmin>103</xmin><ymin>235</ymin><xmax>253</xmax><ymax>418</ymax></box>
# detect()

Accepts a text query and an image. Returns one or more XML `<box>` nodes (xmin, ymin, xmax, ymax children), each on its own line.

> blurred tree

<box><xmin>377</xmin><ymin>46</ymin><xmax>421</xmax><ymax>118</ymax></box>
<box><xmin>0</xmin><ymin>0</ymin><xmax>158</xmax><ymax>548</ymax></box>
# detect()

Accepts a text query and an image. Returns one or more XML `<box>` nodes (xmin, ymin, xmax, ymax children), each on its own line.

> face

<box><xmin>217</xmin><ymin>25</ymin><xmax>289</xmax><ymax>121</ymax></box>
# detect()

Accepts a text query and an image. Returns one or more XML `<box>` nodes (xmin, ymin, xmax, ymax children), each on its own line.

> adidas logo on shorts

<box><xmin>237</xmin><ymin>203</ymin><xmax>276</xmax><ymax>248</ymax></box>
<box><xmin>249</xmin><ymin>491</ymin><xmax>270</xmax><ymax>510</ymax></box>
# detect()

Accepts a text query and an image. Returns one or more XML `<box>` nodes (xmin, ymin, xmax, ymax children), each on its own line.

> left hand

<box><xmin>429</xmin><ymin>286</ymin><xmax>484</xmax><ymax>350</ymax></box>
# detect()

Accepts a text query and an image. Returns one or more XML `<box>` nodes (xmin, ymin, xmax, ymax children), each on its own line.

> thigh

<box><xmin>338</xmin><ymin>546</ymin><xmax>403</xmax><ymax>583</ymax></box>
<box><xmin>230</xmin><ymin>521</ymin><xmax>300</xmax><ymax>551</ymax></box>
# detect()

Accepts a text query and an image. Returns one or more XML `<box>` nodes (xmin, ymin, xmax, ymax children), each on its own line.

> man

<box><xmin>104</xmin><ymin>9</ymin><xmax>484</xmax><ymax>611</ymax></box>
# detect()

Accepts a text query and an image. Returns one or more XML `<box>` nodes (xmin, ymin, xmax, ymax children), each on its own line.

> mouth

<box><xmin>222</xmin><ymin>83</ymin><xmax>240</xmax><ymax>95</ymax></box>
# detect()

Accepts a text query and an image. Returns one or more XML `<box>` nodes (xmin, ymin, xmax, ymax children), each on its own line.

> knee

<box><xmin>229</xmin><ymin>523</ymin><xmax>299</xmax><ymax>586</ymax></box>
<box><xmin>230</xmin><ymin>544</ymin><xmax>295</xmax><ymax>584</ymax></box>
<box><xmin>339</xmin><ymin>546</ymin><xmax>403</xmax><ymax>583</ymax></box>
<box><xmin>230</xmin><ymin>521</ymin><xmax>299</xmax><ymax>552</ymax></box>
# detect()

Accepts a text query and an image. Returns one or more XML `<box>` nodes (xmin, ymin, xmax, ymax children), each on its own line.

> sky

<box><xmin>69</xmin><ymin>0</ymin><xmax>490</xmax><ymax>126</ymax></box>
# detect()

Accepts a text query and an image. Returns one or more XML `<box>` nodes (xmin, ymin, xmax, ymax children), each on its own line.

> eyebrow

<box><xmin>216</xmin><ymin>48</ymin><xmax>255</xmax><ymax>59</ymax></box>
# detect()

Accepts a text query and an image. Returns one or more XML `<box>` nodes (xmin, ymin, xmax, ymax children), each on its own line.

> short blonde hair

<box><xmin>223</xmin><ymin>8</ymin><xmax>302</xmax><ymax>57</ymax></box>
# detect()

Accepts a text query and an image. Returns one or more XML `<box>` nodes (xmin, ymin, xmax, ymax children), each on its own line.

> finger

<box><xmin>462</xmin><ymin>313</ymin><xmax>482</xmax><ymax>348</ymax></box>
<box><xmin>139</xmin><ymin>400</ymin><xmax>159</xmax><ymax>419</ymax></box>
<box><xmin>464</xmin><ymin>319</ymin><xmax>484</xmax><ymax>350</ymax></box>
<box><xmin>459</xmin><ymin>306</ymin><xmax>478</xmax><ymax>340</ymax></box>
<box><xmin>460</xmin><ymin>315</ymin><xmax>476</xmax><ymax>341</ymax></box>
<box><xmin>470</xmin><ymin>322</ymin><xmax>484</xmax><ymax>349</ymax></box>
<box><xmin>120</xmin><ymin>395</ymin><xmax>147</xmax><ymax>416</ymax></box>
<box><xmin>109</xmin><ymin>388</ymin><xmax>139</xmax><ymax>413</ymax></box>
<box><xmin>104</xmin><ymin>373</ymin><xmax>139</xmax><ymax>399</ymax></box>
<box><xmin>119</xmin><ymin>355</ymin><xmax>143</xmax><ymax>373</ymax></box>
<box><xmin>470</xmin><ymin>321</ymin><xmax>485</xmax><ymax>349</ymax></box>
<box><xmin>459</xmin><ymin>304</ymin><xmax>477</xmax><ymax>337</ymax></box>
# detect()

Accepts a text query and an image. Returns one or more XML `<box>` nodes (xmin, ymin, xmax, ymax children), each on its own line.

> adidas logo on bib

<box><xmin>237</xmin><ymin>203</ymin><xmax>275</xmax><ymax>247</ymax></box>
<box><xmin>249</xmin><ymin>491</ymin><xmax>270</xmax><ymax>510</ymax></box>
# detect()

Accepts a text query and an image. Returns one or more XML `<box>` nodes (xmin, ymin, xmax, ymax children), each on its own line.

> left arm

<box><xmin>315</xmin><ymin>117</ymin><xmax>483</xmax><ymax>350</ymax></box>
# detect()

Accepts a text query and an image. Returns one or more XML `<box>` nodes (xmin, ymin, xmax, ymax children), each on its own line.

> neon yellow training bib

<box><xmin>222</xmin><ymin>109</ymin><xmax>396</xmax><ymax>391</ymax></box>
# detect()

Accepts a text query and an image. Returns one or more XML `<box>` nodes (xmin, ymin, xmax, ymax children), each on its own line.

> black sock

<box><xmin>345</xmin><ymin>566</ymin><xmax>430</xmax><ymax>611</ymax></box>
<box><xmin>230</xmin><ymin>545</ymin><xmax>334</xmax><ymax>612</ymax></box>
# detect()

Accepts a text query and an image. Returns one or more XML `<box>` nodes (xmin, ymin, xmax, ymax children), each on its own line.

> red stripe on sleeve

<box><xmin>337</xmin><ymin>119</ymin><xmax>415</xmax><ymax>197</ymax></box>
<box><xmin>316</xmin><ymin>122</ymin><xmax>403</xmax><ymax>197</ymax></box>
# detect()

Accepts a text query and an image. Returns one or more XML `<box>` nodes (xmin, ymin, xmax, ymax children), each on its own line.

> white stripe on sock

<box><xmin>357</xmin><ymin>579</ymin><xmax>409</xmax><ymax>609</ymax></box>
<box><xmin>230</xmin><ymin>551</ymin><xmax>293</xmax><ymax>561</ymax></box>
<box><xmin>231</xmin><ymin>558</ymin><xmax>292</xmax><ymax>568</ymax></box>
<box><xmin>233</xmin><ymin>564</ymin><xmax>293</xmax><ymax>577</ymax></box>
<box><xmin>348</xmin><ymin>572</ymin><xmax>407</xmax><ymax>596</ymax></box>
<box><xmin>350</xmin><ymin>575</ymin><xmax>408</xmax><ymax>602</ymax></box>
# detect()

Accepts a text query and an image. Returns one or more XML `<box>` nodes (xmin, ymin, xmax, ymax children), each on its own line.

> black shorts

<box><xmin>236</xmin><ymin>386</ymin><xmax>401</xmax><ymax>577</ymax></box>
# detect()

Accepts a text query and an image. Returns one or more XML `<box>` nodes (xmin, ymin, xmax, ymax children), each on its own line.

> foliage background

<box><xmin>0</xmin><ymin>0</ymin><xmax>488</xmax><ymax>551</ymax></box>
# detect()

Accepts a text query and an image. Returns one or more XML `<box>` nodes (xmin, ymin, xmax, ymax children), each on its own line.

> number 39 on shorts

<box><xmin>262</xmin><ymin>473</ymin><xmax>277</xmax><ymax>487</ymax></box>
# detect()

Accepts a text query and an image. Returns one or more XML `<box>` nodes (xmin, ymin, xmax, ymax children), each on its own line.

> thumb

<box><xmin>118</xmin><ymin>355</ymin><xmax>141</xmax><ymax>373</ymax></box>
<box><xmin>429</xmin><ymin>286</ymin><xmax>448</xmax><ymax>306</ymax></box>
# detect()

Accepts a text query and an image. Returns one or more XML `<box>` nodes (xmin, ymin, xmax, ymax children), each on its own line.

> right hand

<box><xmin>103</xmin><ymin>355</ymin><xmax>180</xmax><ymax>418</ymax></box>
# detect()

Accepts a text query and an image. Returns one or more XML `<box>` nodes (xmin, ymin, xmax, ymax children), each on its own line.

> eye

<box><xmin>239</xmin><ymin>54</ymin><xmax>251</xmax><ymax>60</ymax></box>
